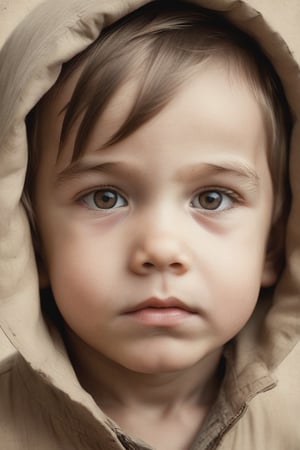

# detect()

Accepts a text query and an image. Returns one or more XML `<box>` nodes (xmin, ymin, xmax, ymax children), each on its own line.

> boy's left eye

<box><xmin>81</xmin><ymin>189</ymin><xmax>127</xmax><ymax>210</ymax></box>
<box><xmin>190</xmin><ymin>190</ymin><xmax>234</xmax><ymax>211</ymax></box>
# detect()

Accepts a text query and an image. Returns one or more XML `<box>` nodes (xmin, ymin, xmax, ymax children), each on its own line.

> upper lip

<box><xmin>125</xmin><ymin>297</ymin><xmax>197</xmax><ymax>314</ymax></box>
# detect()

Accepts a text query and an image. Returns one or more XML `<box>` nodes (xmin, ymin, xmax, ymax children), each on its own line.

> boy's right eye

<box><xmin>81</xmin><ymin>188</ymin><xmax>127</xmax><ymax>210</ymax></box>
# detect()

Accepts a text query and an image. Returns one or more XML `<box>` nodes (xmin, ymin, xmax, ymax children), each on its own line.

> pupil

<box><xmin>94</xmin><ymin>190</ymin><xmax>117</xmax><ymax>209</ymax></box>
<box><xmin>202</xmin><ymin>192</ymin><xmax>222</xmax><ymax>209</ymax></box>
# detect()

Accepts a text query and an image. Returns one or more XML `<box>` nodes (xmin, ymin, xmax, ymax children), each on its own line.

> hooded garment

<box><xmin>0</xmin><ymin>0</ymin><xmax>300</xmax><ymax>449</ymax></box>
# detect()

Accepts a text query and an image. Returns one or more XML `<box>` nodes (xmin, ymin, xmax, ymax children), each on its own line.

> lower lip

<box><xmin>126</xmin><ymin>307</ymin><xmax>194</xmax><ymax>326</ymax></box>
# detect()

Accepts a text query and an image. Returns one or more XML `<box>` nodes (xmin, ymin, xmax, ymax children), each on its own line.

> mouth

<box><xmin>124</xmin><ymin>297</ymin><xmax>198</xmax><ymax>327</ymax></box>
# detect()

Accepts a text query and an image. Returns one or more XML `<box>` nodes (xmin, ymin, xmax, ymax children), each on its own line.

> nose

<box><xmin>129</xmin><ymin>233</ymin><xmax>190</xmax><ymax>276</ymax></box>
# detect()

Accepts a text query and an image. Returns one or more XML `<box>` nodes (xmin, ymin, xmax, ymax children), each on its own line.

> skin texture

<box><xmin>33</xmin><ymin>61</ymin><xmax>277</xmax><ymax>450</ymax></box>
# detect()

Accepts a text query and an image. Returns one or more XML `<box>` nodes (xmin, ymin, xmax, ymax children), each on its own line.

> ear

<box><xmin>261</xmin><ymin>222</ymin><xmax>285</xmax><ymax>287</ymax></box>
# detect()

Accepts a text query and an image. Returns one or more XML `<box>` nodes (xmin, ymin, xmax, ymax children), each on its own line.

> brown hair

<box><xmin>24</xmin><ymin>0</ymin><xmax>291</xmax><ymax>265</ymax></box>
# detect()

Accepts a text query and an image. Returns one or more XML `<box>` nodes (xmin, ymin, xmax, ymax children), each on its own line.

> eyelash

<box><xmin>79</xmin><ymin>186</ymin><xmax>128</xmax><ymax>211</ymax></box>
<box><xmin>190</xmin><ymin>187</ymin><xmax>242</xmax><ymax>213</ymax></box>
<box><xmin>77</xmin><ymin>185</ymin><xmax>242</xmax><ymax>213</ymax></box>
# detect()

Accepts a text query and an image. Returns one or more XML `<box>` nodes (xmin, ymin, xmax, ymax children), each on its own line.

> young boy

<box><xmin>0</xmin><ymin>1</ymin><xmax>300</xmax><ymax>449</ymax></box>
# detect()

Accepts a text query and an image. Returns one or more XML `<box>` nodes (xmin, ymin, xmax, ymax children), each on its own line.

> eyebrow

<box><xmin>56</xmin><ymin>158</ymin><xmax>260</xmax><ymax>190</ymax></box>
<box><xmin>176</xmin><ymin>161</ymin><xmax>260</xmax><ymax>190</ymax></box>
<box><xmin>56</xmin><ymin>161</ymin><xmax>129</xmax><ymax>184</ymax></box>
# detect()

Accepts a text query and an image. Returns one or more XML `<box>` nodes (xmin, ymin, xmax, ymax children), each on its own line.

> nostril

<box><xmin>142</xmin><ymin>261</ymin><xmax>184</xmax><ymax>271</ymax></box>
<box><xmin>170</xmin><ymin>262</ymin><xmax>185</xmax><ymax>274</ymax></box>
<box><xmin>143</xmin><ymin>262</ymin><xmax>154</xmax><ymax>269</ymax></box>
<box><xmin>130</xmin><ymin>245</ymin><xmax>189</xmax><ymax>275</ymax></box>
<box><xmin>170</xmin><ymin>262</ymin><xmax>182</xmax><ymax>270</ymax></box>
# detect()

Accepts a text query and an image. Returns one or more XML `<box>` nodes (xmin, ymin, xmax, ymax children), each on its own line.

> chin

<box><xmin>121</xmin><ymin>353</ymin><xmax>198</xmax><ymax>375</ymax></box>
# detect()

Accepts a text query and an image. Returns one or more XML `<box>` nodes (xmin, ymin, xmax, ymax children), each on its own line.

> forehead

<box><xmin>37</xmin><ymin>57</ymin><xmax>266</xmax><ymax>174</ymax></box>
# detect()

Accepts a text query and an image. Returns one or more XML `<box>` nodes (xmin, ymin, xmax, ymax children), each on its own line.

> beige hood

<box><xmin>0</xmin><ymin>0</ymin><xmax>300</xmax><ymax>442</ymax></box>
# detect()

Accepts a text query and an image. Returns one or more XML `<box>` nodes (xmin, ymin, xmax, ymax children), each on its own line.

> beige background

<box><xmin>249</xmin><ymin>0</ymin><xmax>300</xmax><ymax>63</ymax></box>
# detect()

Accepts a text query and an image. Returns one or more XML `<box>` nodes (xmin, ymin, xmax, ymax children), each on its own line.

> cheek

<box><xmin>202</xmin><ymin>227</ymin><xmax>269</xmax><ymax>338</ymax></box>
<box><xmin>216</xmin><ymin>280</ymin><xmax>260</xmax><ymax>337</ymax></box>
<box><xmin>41</xmin><ymin>224</ymin><xmax>119</xmax><ymax>319</ymax></box>
<box><xmin>47</xmin><ymin>251</ymin><xmax>117</xmax><ymax>341</ymax></box>
<box><xmin>41</xmin><ymin>215</ymin><xmax>119</xmax><ymax>278</ymax></box>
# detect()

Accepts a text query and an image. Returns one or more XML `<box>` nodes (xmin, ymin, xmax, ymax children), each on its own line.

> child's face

<box><xmin>34</xmin><ymin>61</ymin><xmax>276</xmax><ymax>374</ymax></box>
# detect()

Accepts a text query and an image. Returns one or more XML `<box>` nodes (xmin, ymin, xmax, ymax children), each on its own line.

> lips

<box><xmin>125</xmin><ymin>296</ymin><xmax>197</xmax><ymax>314</ymax></box>
<box><xmin>123</xmin><ymin>297</ymin><xmax>197</xmax><ymax>327</ymax></box>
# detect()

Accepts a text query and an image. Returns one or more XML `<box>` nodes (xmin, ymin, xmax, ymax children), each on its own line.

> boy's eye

<box><xmin>82</xmin><ymin>189</ymin><xmax>127</xmax><ymax>210</ymax></box>
<box><xmin>190</xmin><ymin>190</ymin><xmax>234</xmax><ymax>211</ymax></box>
